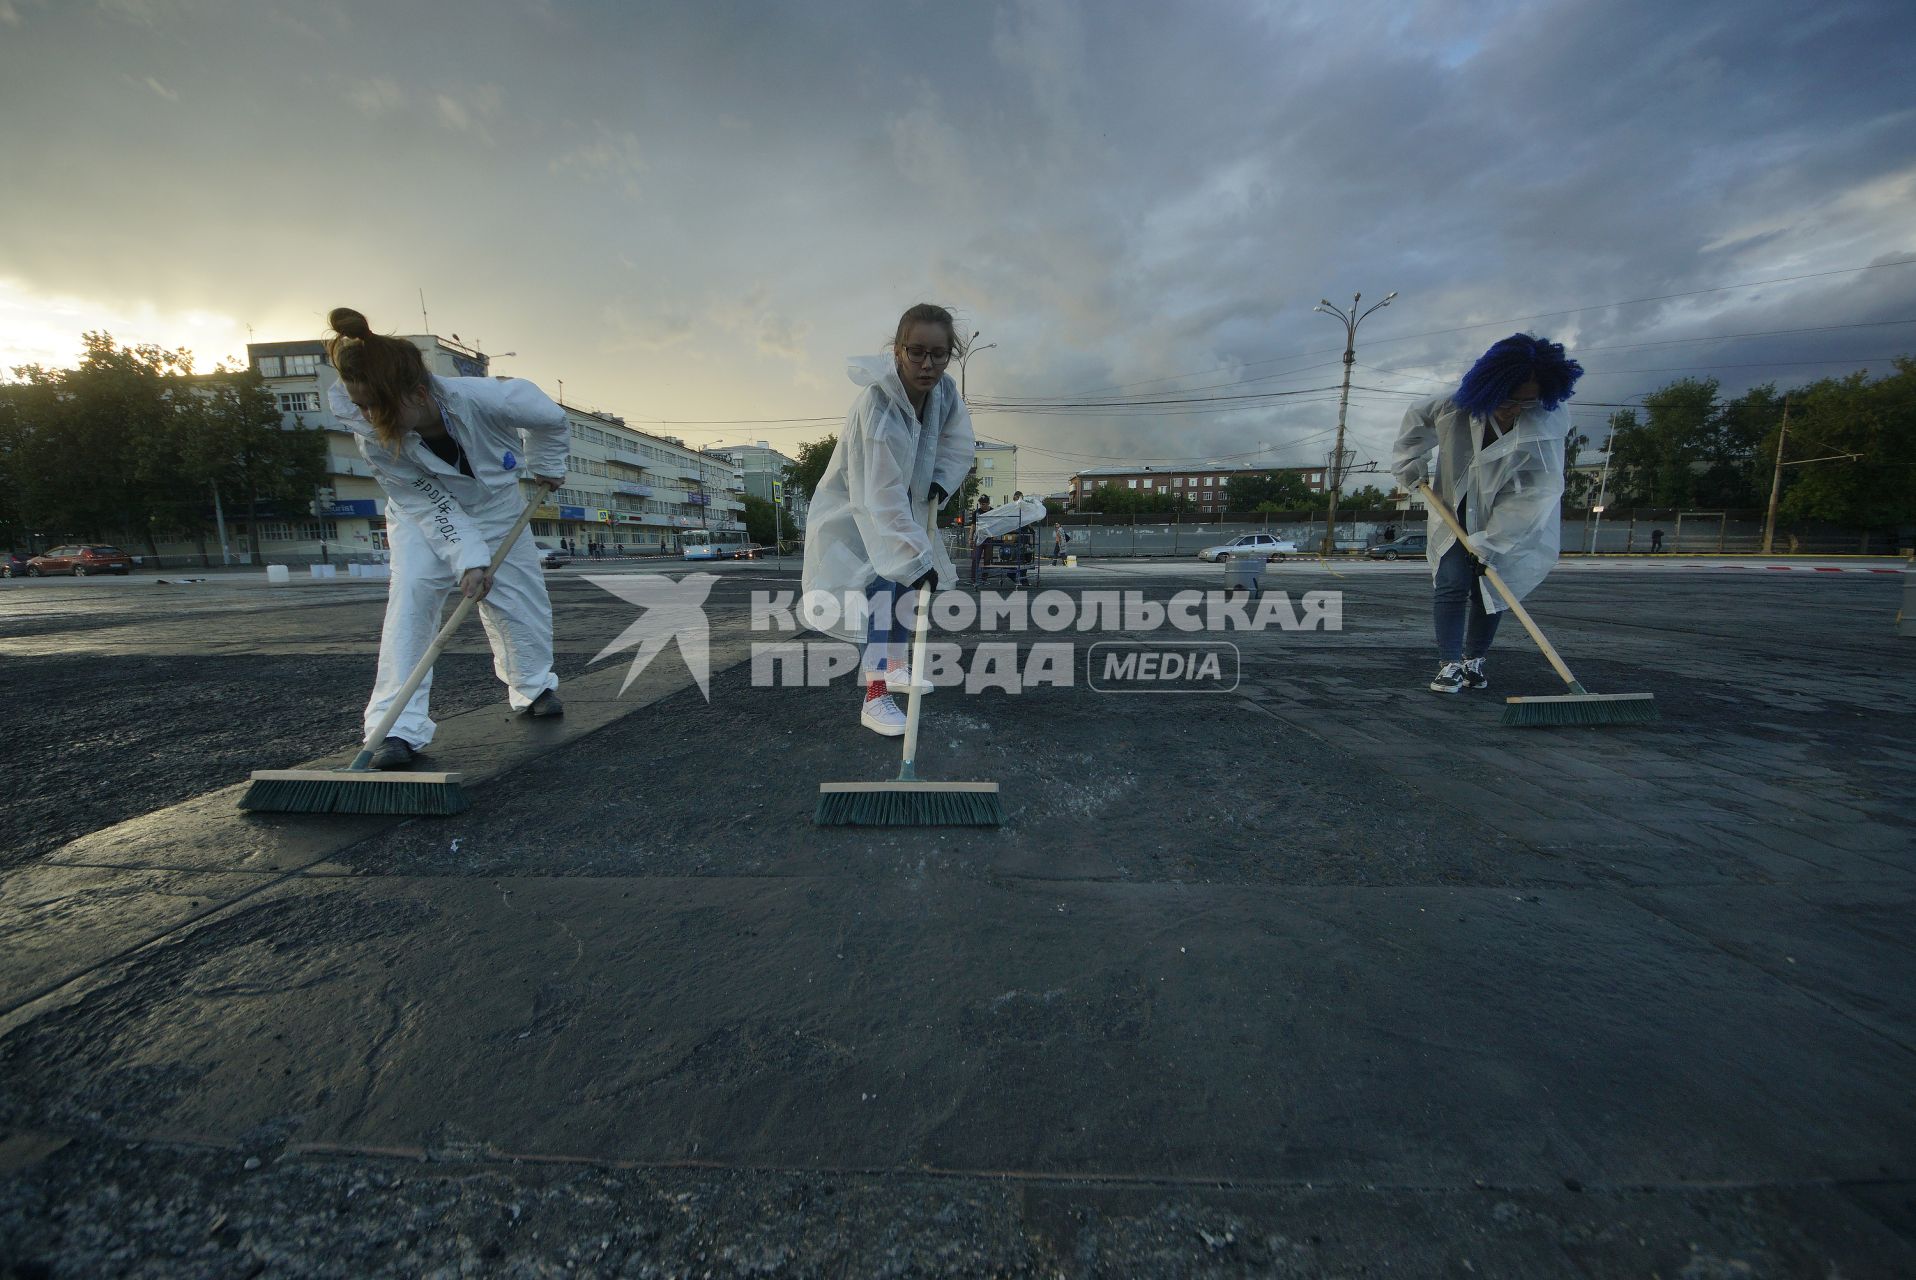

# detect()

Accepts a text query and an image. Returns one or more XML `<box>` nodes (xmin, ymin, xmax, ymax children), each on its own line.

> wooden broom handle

<box><xmin>1416</xmin><ymin>482</ymin><xmax>1581</xmax><ymax>688</ymax></box>
<box><xmin>354</xmin><ymin>489</ymin><xmax>544</xmax><ymax>763</ymax></box>
<box><xmin>897</xmin><ymin>500</ymin><xmax>937</xmax><ymax>779</ymax></box>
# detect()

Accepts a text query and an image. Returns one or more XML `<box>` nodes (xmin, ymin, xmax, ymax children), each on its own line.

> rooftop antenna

<box><xmin>419</xmin><ymin>288</ymin><xmax>429</xmax><ymax>334</ymax></box>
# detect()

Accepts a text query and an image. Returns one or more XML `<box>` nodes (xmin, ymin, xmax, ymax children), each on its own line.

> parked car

<box><xmin>1366</xmin><ymin>533</ymin><xmax>1428</xmax><ymax>561</ymax></box>
<box><xmin>1197</xmin><ymin>532</ymin><xmax>1298</xmax><ymax>563</ymax></box>
<box><xmin>1</xmin><ymin>551</ymin><xmax>29</xmax><ymax>578</ymax></box>
<box><xmin>25</xmin><ymin>544</ymin><xmax>134</xmax><ymax>576</ymax></box>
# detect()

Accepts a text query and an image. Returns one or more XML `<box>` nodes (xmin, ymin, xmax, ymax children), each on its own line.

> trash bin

<box><xmin>265</xmin><ymin>564</ymin><xmax>291</xmax><ymax>585</ymax></box>
<box><xmin>1221</xmin><ymin>557</ymin><xmax>1263</xmax><ymax>597</ymax></box>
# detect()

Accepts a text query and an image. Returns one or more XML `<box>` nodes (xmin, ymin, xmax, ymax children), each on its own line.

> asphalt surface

<box><xmin>1</xmin><ymin>557</ymin><xmax>1913</xmax><ymax>1278</ymax></box>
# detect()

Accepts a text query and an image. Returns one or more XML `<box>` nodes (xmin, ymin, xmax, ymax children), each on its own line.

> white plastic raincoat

<box><xmin>1391</xmin><ymin>395</ymin><xmax>1566</xmax><ymax>613</ymax></box>
<box><xmin>801</xmin><ymin>356</ymin><xmax>976</xmax><ymax>642</ymax></box>
<box><xmin>328</xmin><ymin>374</ymin><xmax>569</xmax><ymax>747</ymax></box>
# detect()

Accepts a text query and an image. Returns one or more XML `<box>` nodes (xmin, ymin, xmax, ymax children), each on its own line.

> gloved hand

<box><xmin>1469</xmin><ymin>552</ymin><xmax>1491</xmax><ymax>577</ymax></box>
<box><xmin>911</xmin><ymin>568</ymin><xmax>939</xmax><ymax>592</ymax></box>
<box><xmin>1395</xmin><ymin>464</ymin><xmax>1428</xmax><ymax>491</ymax></box>
<box><xmin>929</xmin><ymin>484</ymin><xmax>948</xmax><ymax>506</ymax></box>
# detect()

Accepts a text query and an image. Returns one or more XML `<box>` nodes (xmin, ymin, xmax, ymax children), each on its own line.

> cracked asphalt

<box><xmin>2</xmin><ymin>558</ymin><xmax>1913</xmax><ymax>1278</ymax></box>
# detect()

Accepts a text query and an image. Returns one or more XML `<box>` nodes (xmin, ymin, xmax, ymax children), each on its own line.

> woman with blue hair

<box><xmin>1391</xmin><ymin>333</ymin><xmax>1583</xmax><ymax>694</ymax></box>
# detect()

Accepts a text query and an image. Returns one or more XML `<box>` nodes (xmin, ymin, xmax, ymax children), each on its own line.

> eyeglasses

<box><xmin>903</xmin><ymin>345</ymin><xmax>951</xmax><ymax>366</ymax></box>
<box><xmin>1498</xmin><ymin>397</ymin><xmax>1540</xmax><ymax>412</ymax></box>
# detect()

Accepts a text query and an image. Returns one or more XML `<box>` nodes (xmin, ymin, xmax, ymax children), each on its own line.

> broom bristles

<box><xmin>238</xmin><ymin>776</ymin><xmax>470</xmax><ymax>816</ymax></box>
<box><xmin>814</xmin><ymin>786</ymin><xmax>1005</xmax><ymax>827</ymax></box>
<box><xmin>1501</xmin><ymin>694</ymin><xmax>1659</xmax><ymax>728</ymax></box>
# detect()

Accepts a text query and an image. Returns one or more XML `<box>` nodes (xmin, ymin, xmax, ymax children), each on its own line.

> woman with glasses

<box><xmin>1391</xmin><ymin>333</ymin><xmax>1584</xmax><ymax>694</ymax></box>
<box><xmin>801</xmin><ymin>304</ymin><xmax>976</xmax><ymax>735</ymax></box>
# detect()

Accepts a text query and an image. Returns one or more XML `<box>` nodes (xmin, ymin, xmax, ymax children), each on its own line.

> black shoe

<box><xmin>369</xmin><ymin>736</ymin><xmax>415</xmax><ymax>770</ymax></box>
<box><xmin>527</xmin><ymin>689</ymin><xmax>564</xmax><ymax>718</ymax></box>
<box><xmin>1460</xmin><ymin>658</ymin><xmax>1489</xmax><ymax>690</ymax></box>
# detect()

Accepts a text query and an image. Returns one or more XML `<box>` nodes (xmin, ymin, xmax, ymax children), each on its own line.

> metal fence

<box><xmin>1044</xmin><ymin>509</ymin><xmax>1913</xmax><ymax>558</ymax></box>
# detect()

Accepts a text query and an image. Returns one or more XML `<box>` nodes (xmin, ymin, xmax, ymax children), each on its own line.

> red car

<box><xmin>25</xmin><ymin>544</ymin><xmax>134</xmax><ymax>577</ymax></box>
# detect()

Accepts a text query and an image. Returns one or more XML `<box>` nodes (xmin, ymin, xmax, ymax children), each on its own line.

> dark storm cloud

<box><xmin>0</xmin><ymin>0</ymin><xmax>1910</xmax><ymax>481</ymax></box>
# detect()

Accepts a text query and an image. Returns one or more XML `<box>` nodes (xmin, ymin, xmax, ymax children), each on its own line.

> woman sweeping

<box><xmin>802</xmin><ymin>303</ymin><xmax>976</xmax><ymax>736</ymax></box>
<box><xmin>324</xmin><ymin>307</ymin><xmax>569</xmax><ymax>768</ymax></box>
<box><xmin>1391</xmin><ymin>333</ymin><xmax>1583</xmax><ymax>694</ymax></box>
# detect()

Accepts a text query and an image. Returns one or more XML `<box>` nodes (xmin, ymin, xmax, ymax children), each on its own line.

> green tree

<box><xmin>194</xmin><ymin>369</ymin><xmax>328</xmax><ymax>560</ymax></box>
<box><xmin>1225</xmin><ymin>470</ymin><xmax>1318</xmax><ymax>511</ymax></box>
<box><xmin>1080</xmin><ymin>483</ymin><xmax>1189</xmax><ymax>514</ymax></box>
<box><xmin>1</xmin><ymin>334</ymin><xmax>197</xmax><ymax>548</ymax></box>
<box><xmin>1341</xmin><ymin>483</ymin><xmax>1392</xmax><ymax>510</ymax></box>
<box><xmin>787</xmin><ymin>435</ymin><xmax>836</xmax><ymax>500</ymax></box>
<box><xmin>1607</xmin><ymin>378</ymin><xmax>1719</xmax><ymax>507</ymax></box>
<box><xmin>741</xmin><ymin>494</ymin><xmax>778</xmax><ymax>547</ymax></box>
<box><xmin>1772</xmin><ymin>359</ymin><xmax>1916</xmax><ymax>527</ymax></box>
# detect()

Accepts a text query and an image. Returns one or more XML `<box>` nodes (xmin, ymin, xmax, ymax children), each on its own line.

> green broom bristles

<box><xmin>1501</xmin><ymin>694</ymin><xmax>1659</xmax><ymax>728</ymax></box>
<box><xmin>238</xmin><ymin>776</ymin><xmax>470</xmax><ymax>816</ymax></box>
<box><xmin>814</xmin><ymin>787</ymin><xmax>1005</xmax><ymax>827</ymax></box>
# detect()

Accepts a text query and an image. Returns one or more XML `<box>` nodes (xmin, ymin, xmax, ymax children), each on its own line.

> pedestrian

<box><xmin>1651</xmin><ymin>527</ymin><xmax>1664</xmax><ymax>553</ymax></box>
<box><xmin>615</xmin><ymin>541</ymin><xmax>623</xmax><ymax>556</ymax></box>
<box><xmin>322</xmin><ymin>307</ymin><xmax>566</xmax><ymax>771</ymax></box>
<box><xmin>801</xmin><ymin>303</ymin><xmax>976</xmax><ymax>736</ymax></box>
<box><xmin>1392</xmin><ymin>332</ymin><xmax>1583</xmax><ymax>695</ymax></box>
<box><xmin>1384</xmin><ymin>523</ymin><xmax>1397</xmax><ymax>543</ymax></box>
<box><xmin>1052</xmin><ymin>523</ymin><xmax>1067</xmax><ymax>563</ymax></box>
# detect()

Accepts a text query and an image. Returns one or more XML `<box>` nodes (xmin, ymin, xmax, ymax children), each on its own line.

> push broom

<box><xmin>1417</xmin><ymin>482</ymin><xmax>1657</xmax><ymax>728</ymax></box>
<box><xmin>238</xmin><ymin>493</ymin><xmax>544</xmax><ymax>816</ymax></box>
<box><xmin>815</xmin><ymin>500</ymin><xmax>1005</xmax><ymax>826</ymax></box>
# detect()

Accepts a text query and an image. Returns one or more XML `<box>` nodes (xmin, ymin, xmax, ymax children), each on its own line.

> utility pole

<box><xmin>773</xmin><ymin>478</ymin><xmax>784</xmax><ymax>566</ymax></box>
<box><xmin>418</xmin><ymin>289</ymin><xmax>429</xmax><ymax>334</ymax></box>
<box><xmin>1312</xmin><ymin>290</ymin><xmax>1396</xmax><ymax>557</ymax></box>
<box><xmin>1762</xmin><ymin>395</ymin><xmax>1790</xmax><ymax>555</ymax></box>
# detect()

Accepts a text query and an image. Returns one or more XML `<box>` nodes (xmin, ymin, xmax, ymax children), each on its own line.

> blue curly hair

<box><xmin>1454</xmin><ymin>333</ymin><xmax>1584</xmax><ymax>417</ymax></box>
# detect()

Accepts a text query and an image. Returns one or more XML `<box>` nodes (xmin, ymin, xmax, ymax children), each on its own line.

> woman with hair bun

<box><xmin>1391</xmin><ymin>332</ymin><xmax>1584</xmax><ymax>695</ymax></box>
<box><xmin>323</xmin><ymin>307</ymin><xmax>569</xmax><ymax>769</ymax></box>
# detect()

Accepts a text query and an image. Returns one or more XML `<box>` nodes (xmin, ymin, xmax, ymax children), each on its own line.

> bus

<box><xmin>681</xmin><ymin>529</ymin><xmax>760</xmax><ymax>561</ymax></box>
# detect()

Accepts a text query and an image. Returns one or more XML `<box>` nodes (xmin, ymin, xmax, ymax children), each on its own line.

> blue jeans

<box><xmin>1433</xmin><ymin>540</ymin><xmax>1501</xmax><ymax>663</ymax></box>
<box><xmin>863</xmin><ymin>577</ymin><xmax>916</xmax><ymax>672</ymax></box>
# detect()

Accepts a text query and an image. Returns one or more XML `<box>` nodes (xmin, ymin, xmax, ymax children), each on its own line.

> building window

<box><xmin>278</xmin><ymin>391</ymin><xmax>320</xmax><ymax>414</ymax></box>
<box><xmin>284</xmin><ymin>354</ymin><xmax>319</xmax><ymax>377</ymax></box>
<box><xmin>256</xmin><ymin>356</ymin><xmax>282</xmax><ymax>377</ymax></box>
<box><xmin>1128</xmin><ymin>479</ymin><xmax>1138</xmax><ymax>489</ymax></box>
<box><xmin>240</xmin><ymin>519</ymin><xmax>339</xmax><ymax>542</ymax></box>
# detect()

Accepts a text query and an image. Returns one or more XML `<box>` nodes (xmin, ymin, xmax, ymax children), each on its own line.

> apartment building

<box><xmin>247</xmin><ymin>335</ymin><xmax>742</xmax><ymax>557</ymax></box>
<box><xmin>1067</xmin><ymin>462</ymin><xmax>1328</xmax><ymax>512</ymax></box>
<box><xmin>973</xmin><ymin>441</ymin><xmax>1019</xmax><ymax>507</ymax></box>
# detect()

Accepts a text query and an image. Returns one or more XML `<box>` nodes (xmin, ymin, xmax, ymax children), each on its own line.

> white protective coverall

<box><xmin>327</xmin><ymin>375</ymin><xmax>569</xmax><ymax>747</ymax></box>
<box><xmin>1391</xmin><ymin>395</ymin><xmax>1567</xmax><ymax>613</ymax></box>
<box><xmin>801</xmin><ymin>356</ymin><xmax>976</xmax><ymax>643</ymax></box>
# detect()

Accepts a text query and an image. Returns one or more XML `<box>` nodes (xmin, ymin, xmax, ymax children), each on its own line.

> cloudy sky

<box><xmin>3</xmin><ymin>0</ymin><xmax>1912</xmax><ymax>493</ymax></box>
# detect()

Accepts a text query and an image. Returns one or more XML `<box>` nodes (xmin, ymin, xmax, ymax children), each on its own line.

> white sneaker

<box><xmin>862</xmin><ymin>664</ymin><xmax>932</xmax><ymax>694</ymax></box>
<box><xmin>860</xmin><ymin>692</ymin><xmax>907</xmax><ymax>736</ymax></box>
<box><xmin>1429</xmin><ymin>662</ymin><xmax>1465</xmax><ymax>694</ymax></box>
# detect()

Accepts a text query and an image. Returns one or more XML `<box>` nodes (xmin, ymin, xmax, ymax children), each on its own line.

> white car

<box><xmin>1197</xmin><ymin>533</ymin><xmax>1298</xmax><ymax>562</ymax></box>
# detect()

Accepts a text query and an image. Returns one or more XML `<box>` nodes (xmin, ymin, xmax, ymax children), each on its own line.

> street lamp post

<box><xmin>1588</xmin><ymin>450</ymin><xmax>1612</xmax><ymax>554</ymax></box>
<box><xmin>1312</xmin><ymin>290</ymin><xmax>1396</xmax><ymax>558</ymax></box>
<box><xmin>959</xmin><ymin>331</ymin><xmax>997</xmax><ymax>403</ymax></box>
